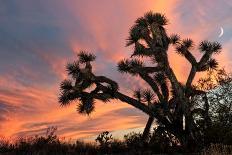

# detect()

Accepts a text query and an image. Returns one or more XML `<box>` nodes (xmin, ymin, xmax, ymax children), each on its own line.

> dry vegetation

<box><xmin>201</xmin><ymin>144</ymin><xmax>232</xmax><ymax>155</ymax></box>
<box><xmin>1</xmin><ymin>128</ymin><xmax>232</xmax><ymax>155</ymax></box>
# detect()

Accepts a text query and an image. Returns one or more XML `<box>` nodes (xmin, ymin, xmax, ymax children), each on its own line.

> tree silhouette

<box><xmin>59</xmin><ymin>11</ymin><xmax>222</xmax><ymax>150</ymax></box>
<box><xmin>195</xmin><ymin>69</ymin><xmax>232</xmax><ymax>145</ymax></box>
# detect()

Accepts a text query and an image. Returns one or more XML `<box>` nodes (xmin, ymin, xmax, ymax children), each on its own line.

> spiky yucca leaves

<box><xmin>117</xmin><ymin>58</ymin><xmax>144</xmax><ymax>75</ymax></box>
<box><xmin>78</xmin><ymin>51</ymin><xmax>96</xmax><ymax>63</ymax></box>
<box><xmin>117</xmin><ymin>59</ymin><xmax>131</xmax><ymax>74</ymax></box>
<box><xmin>142</xmin><ymin>89</ymin><xmax>155</xmax><ymax>104</ymax></box>
<box><xmin>130</xmin><ymin>59</ymin><xmax>144</xmax><ymax>68</ymax></box>
<box><xmin>173</xmin><ymin>39</ymin><xmax>221</xmax><ymax>69</ymax></box>
<box><xmin>182</xmin><ymin>38</ymin><xmax>194</xmax><ymax>49</ymax></box>
<box><xmin>174</xmin><ymin>39</ymin><xmax>221</xmax><ymax>66</ymax></box>
<box><xmin>198</xmin><ymin>59</ymin><xmax>219</xmax><ymax>72</ymax></box>
<box><xmin>208</xmin><ymin>59</ymin><xmax>219</xmax><ymax>70</ymax></box>
<box><xmin>134</xmin><ymin>88</ymin><xmax>157</xmax><ymax>106</ymax></box>
<box><xmin>199</xmin><ymin>41</ymin><xmax>222</xmax><ymax>54</ymax></box>
<box><xmin>126</xmin><ymin>12</ymin><xmax>168</xmax><ymax>47</ymax></box>
<box><xmin>144</xmin><ymin>11</ymin><xmax>168</xmax><ymax>26</ymax></box>
<box><xmin>197</xmin><ymin>41</ymin><xmax>221</xmax><ymax>73</ymax></box>
<box><xmin>126</xmin><ymin>25</ymin><xmax>144</xmax><ymax>46</ymax></box>
<box><xmin>135</xmin><ymin>17</ymin><xmax>148</xmax><ymax>28</ymax></box>
<box><xmin>59</xmin><ymin>90</ymin><xmax>78</xmax><ymax>106</ymax></box>
<box><xmin>66</xmin><ymin>61</ymin><xmax>80</xmax><ymax>78</ymax></box>
<box><xmin>59</xmin><ymin>51</ymin><xmax>120</xmax><ymax>115</ymax></box>
<box><xmin>60</xmin><ymin>79</ymin><xmax>73</xmax><ymax>92</ymax></box>
<box><xmin>59</xmin><ymin>51</ymin><xmax>100</xmax><ymax>114</ymax></box>
<box><xmin>132</xmin><ymin>42</ymin><xmax>149</xmax><ymax>57</ymax></box>
<box><xmin>133</xmin><ymin>89</ymin><xmax>142</xmax><ymax>102</ymax></box>
<box><xmin>77</xmin><ymin>96</ymin><xmax>95</xmax><ymax>115</ymax></box>
<box><xmin>169</xmin><ymin>34</ymin><xmax>180</xmax><ymax>44</ymax></box>
<box><xmin>175</xmin><ymin>38</ymin><xmax>194</xmax><ymax>56</ymax></box>
<box><xmin>59</xmin><ymin>79</ymin><xmax>77</xmax><ymax>106</ymax></box>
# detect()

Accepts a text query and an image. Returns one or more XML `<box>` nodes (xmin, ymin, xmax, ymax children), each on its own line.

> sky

<box><xmin>0</xmin><ymin>0</ymin><xmax>231</xmax><ymax>140</ymax></box>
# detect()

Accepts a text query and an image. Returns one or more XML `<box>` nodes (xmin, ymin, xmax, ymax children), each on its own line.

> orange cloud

<box><xmin>0</xmin><ymin>0</ymin><xmax>231</xmax><ymax>141</ymax></box>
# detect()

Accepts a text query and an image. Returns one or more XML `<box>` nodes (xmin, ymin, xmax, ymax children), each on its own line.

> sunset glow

<box><xmin>0</xmin><ymin>0</ymin><xmax>231</xmax><ymax>140</ymax></box>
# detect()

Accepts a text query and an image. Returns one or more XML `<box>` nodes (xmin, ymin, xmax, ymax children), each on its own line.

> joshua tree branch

<box><xmin>198</xmin><ymin>51</ymin><xmax>212</xmax><ymax>70</ymax></box>
<box><xmin>132</xmin><ymin>47</ymin><xmax>165</xmax><ymax>57</ymax></box>
<box><xmin>114</xmin><ymin>91</ymin><xmax>154</xmax><ymax>116</ymax></box>
<box><xmin>166</xmin><ymin>67</ymin><xmax>184</xmax><ymax>98</ymax></box>
<box><xmin>129</xmin><ymin>66</ymin><xmax>163</xmax><ymax>74</ymax></box>
<box><xmin>142</xmin><ymin>116</ymin><xmax>155</xmax><ymax>141</ymax></box>
<box><xmin>115</xmin><ymin>91</ymin><xmax>173</xmax><ymax>128</ymax></box>
<box><xmin>184</xmin><ymin>50</ymin><xmax>197</xmax><ymax>66</ymax></box>
<box><xmin>139</xmin><ymin>73</ymin><xmax>164</xmax><ymax>102</ymax></box>
<box><xmin>186</xmin><ymin>66</ymin><xmax>197</xmax><ymax>88</ymax></box>
<box><xmin>138</xmin><ymin>66</ymin><xmax>163</xmax><ymax>74</ymax></box>
<box><xmin>94</xmin><ymin>75</ymin><xmax>119</xmax><ymax>91</ymax></box>
<box><xmin>91</xmin><ymin>82</ymin><xmax>172</xmax><ymax>128</ymax></box>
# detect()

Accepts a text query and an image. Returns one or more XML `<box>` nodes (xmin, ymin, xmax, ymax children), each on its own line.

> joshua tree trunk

<box><xmin>142</xmin><ymin>116</ymin><xmax>154</xmax><ymax>141</ymax></box>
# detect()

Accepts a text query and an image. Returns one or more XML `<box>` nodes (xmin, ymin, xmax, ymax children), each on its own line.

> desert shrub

<box><xmin>95</xmin><ymin>131</ymin><xmax>113</xmax><ymax>148</ymax></box>
<box><xmin>124</xmin><ymin>132</ymin><xmax>144</xmax><ymax>151</ymax></box>
<box><xmin>146</xmin><ymin>127</ymin><xmax>181</xmax><ymax>154</ymax></box>
<box><xmin>1</xmin><ymin>129</ymin><xmax>232</xmax><ymax>154</ymax></box>
<box><xmin>95</xmin><ymin>131</ymin><xmax>113</xmax><ymax>153</ymax></box>
<box><xmin>75</xmin><ymin>140</ymin><xmax>97</xmax><ymax>155</ymax></box>
<box><xmin>201</xmin><ymin>143</ymin><xmax>232</xmax><ymax>155</ymax></box>
<box><xmin>110</xmin><ymin>139</ymin><xmax>127</xmax><ymax>153</ymax></box>
<box><xmin>0</xmin><ymin>137</ymin><xmax>14</xmax><ymax>153</ymax></box>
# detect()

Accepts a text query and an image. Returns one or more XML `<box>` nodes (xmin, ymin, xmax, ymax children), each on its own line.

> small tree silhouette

<box><xmin>59</xmin><ymin>11</ymin><xmax>222</xmax><ymax>150</ymax></box>
<box><xmin>95</xmin><ymin>131</ymin><xmax>113</xmax><ymax>148</ymax></box>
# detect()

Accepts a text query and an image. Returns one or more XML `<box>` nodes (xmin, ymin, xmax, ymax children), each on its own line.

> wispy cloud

<box><xmin>0</xmin><ymin>0</ymin><xmax>231</xmax><ymax>140</ymax></box>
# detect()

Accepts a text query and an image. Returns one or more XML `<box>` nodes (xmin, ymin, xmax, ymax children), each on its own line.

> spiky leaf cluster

<box><xmin>132</xmin><ymin>42</ymin><xmax>148</xmax><ymax>57</ymax></box>
<box><xmin>144</xmin><ymin>11</ymin><xmax>168</xmax><ymax>26</ymax></box>
<box><xmin>77</xmin><ymin>96</ymin><xmax>95</xmax><ymax>115</ymax></box>
<box><xmin>126</xmin><ymin>25</ymin><xmax>145</xmax><ymax>46</ymax></box>
<box><xmin>199</xmin><ymin>41</ymin><xmax>222</xmax><ymax>54</ymax></box>
<box><xmin>133</xmin><ymin>89</ymin><xmax>142</xmax><ymax>102</ymax></box>
<box><xmin>133</xmin><ymin>88</ymin><xmax>156</xmax><ymax>104</ymax></box>
<box><xmin>169</xmin><ymin>34</ymin><xmax>180</xmax><ymax>44</ymax></box>
<box><xmin>126</xmin><ymin>12</ymin><xmax>168</xmax><ymax>46</ymax></box>
<box><xmin>59</xmin><ymin>90</ymin><xmax>78</xmax><ymax>106</ymax></box>
<box><xmin>66</xmin><ymin>61</ymin><xmax>80</xmax><ymax>77</ymax></box>
<box><xmin>59</xmin><ymin>51</ymin><xmax>120</xmax><ymax>115</ymax></box>
<box><xmin>198</xmin><ymin>59</ymin><xmax>219</xmax><ymax>71</ymax></box>
<box><xmin>117</xmin><ymin>59</ymin><xmax>144</xmax><ymax>75</ymax></box>
<box><xmin>182</xmin><ymin>38</ymin><xmax>194</xmax><ymax>49</ymax></box>
<box><xmin>78</xmin><ymin>51</ymin><xmax>96</xmax><ymax>63</ymax></box>
<box><xmin>60</xmin><ymin>79</ymin><xmax>73</xmax><ymax>91</ymax></box>
<box><xmin>143</xmin><ymin>89</ymin><xmax>155</xmax><ymax>103</ymax></box>
<box><xmin>175</xmin><ymin>38</ymin><xmax>194</xmax><ymax>56</ymax></box>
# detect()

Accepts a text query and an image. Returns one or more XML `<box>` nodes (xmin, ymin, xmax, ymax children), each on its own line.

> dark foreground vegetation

<box><xmin>1</xmin><ymin>127</ymin><xmax>232</xmax><ymax>155</ymax></box>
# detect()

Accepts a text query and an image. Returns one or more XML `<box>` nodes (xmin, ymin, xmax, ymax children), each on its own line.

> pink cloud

<box><xmin>0</xmin><ymin>0</ymin><xmax>231</xmax><ymax>141</ymax></box>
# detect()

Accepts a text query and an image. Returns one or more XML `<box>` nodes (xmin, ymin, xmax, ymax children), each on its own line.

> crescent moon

<box><xmin>219</xmin><ymin>27</ymin><xmax>224</xmax><ymax>38</ymax></box>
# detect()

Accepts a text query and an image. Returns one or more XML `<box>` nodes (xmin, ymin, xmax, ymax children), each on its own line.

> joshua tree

<box><xmin>59</xmin><ymin>12</ymin><xmax>222</xmax><ymax>149</ymax></box>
